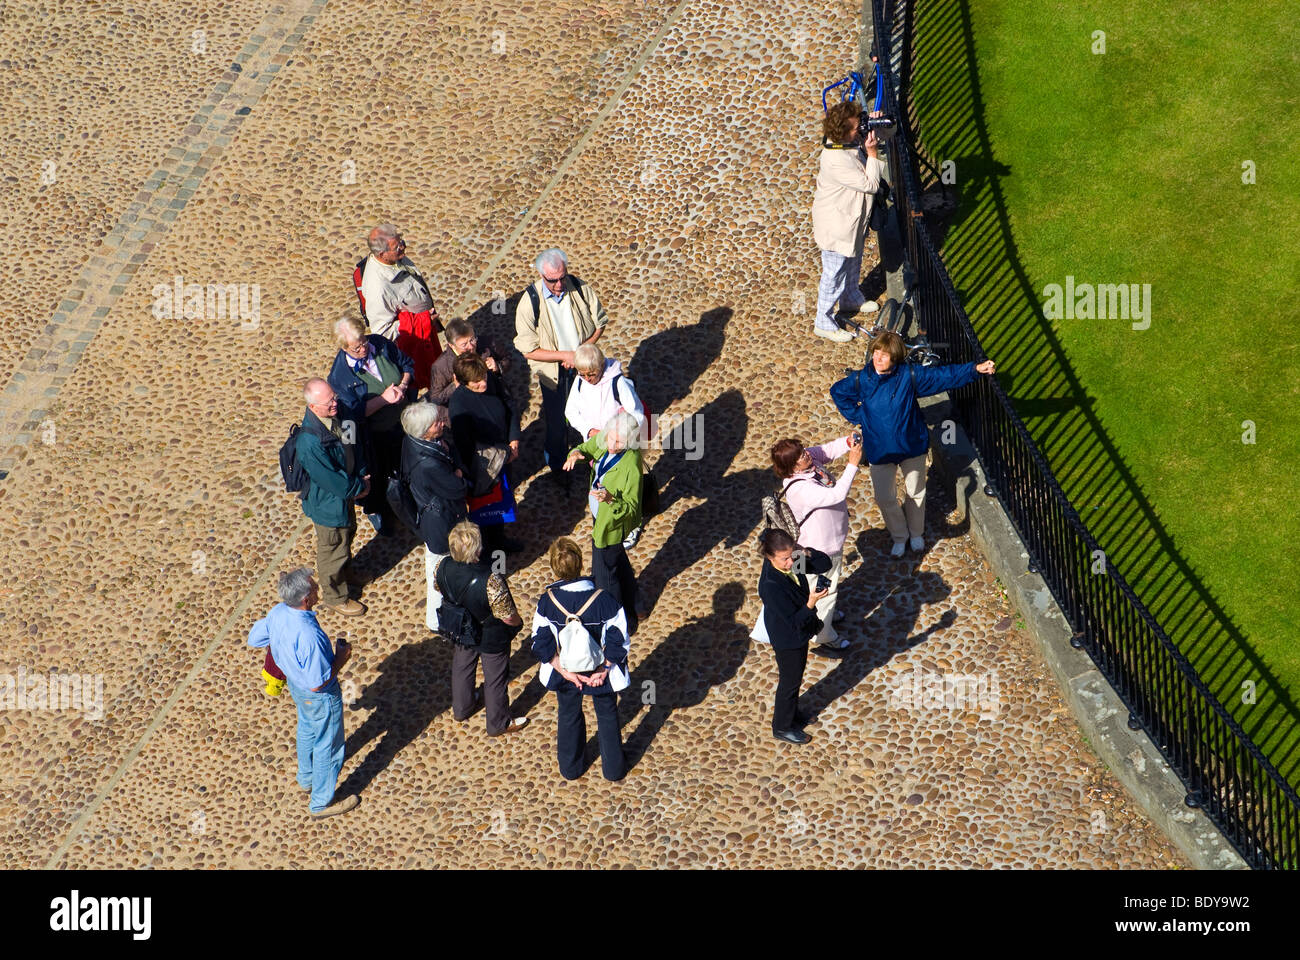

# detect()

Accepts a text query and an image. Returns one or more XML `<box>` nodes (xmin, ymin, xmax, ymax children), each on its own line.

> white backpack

<box><xmin>547</xmin><ymin>588</ymin><xmax>605</xmax><ymax>672</ymax></box>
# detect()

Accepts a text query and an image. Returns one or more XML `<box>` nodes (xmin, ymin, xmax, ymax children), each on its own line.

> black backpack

<box><xmin>279</xmin><ymin>423</ymin><xmax>309</xmax><ymax>500</ymax></box>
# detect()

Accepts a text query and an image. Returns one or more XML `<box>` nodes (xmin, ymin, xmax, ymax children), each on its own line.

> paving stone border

<box><xmin>919</xmin><ymin>394</ymin><xmax>1247</xmax><ymax>870</ymax></box>
<box><xmin>0</xmin><ymin>0</ymin><xmax>328</xmax><ymax>481</ymax></box>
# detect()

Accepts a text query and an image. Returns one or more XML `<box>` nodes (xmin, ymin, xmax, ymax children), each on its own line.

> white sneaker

<box><xmin>909</xmin><ymin>536</ymin><xmax>925</xmax><ymax>553</ymax></box>
<box><xmin>814</xmin><ymin>327</ymin><xmax>855</xmax><ymax>343</ymax></box>
<box><xmin>890</xmin><ymin>541</ymin><xmax>906</xmax><ymax>558</ymax></box>
<box><xmin>841</xmin><ymin>300</ymin><xmax>878</xmax><ymax>315</ymax></box>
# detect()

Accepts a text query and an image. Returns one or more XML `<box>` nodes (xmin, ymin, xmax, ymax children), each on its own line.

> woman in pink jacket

<box><xmin>769</xmin><ymin>433</ymin><xmax>864</xmax><ymax>649</ymax></box>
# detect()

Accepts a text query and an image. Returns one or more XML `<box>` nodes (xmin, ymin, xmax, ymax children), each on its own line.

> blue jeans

<box><xmin>288</xmin><ymin>679</ymin><xmax>345</xmax><ymax>812</ymax></box>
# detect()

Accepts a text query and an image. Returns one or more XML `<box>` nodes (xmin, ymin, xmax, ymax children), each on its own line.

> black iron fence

<box><xmin>871</xmin><ymin>0</ymin><xmax>1299</xmax><ymax>868</ymax></box>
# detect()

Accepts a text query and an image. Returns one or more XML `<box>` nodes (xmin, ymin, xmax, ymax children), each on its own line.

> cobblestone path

<box><xmin>0</xmin><ymin>0</ymin><xmax>1184</xmax><ymax>868</ymax></box>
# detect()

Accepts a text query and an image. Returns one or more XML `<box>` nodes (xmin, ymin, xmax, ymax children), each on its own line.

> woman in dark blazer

<box><xmin>399</xmin><ymin>401</ymin><xmax>468</xmax><ymax>635</ymax></box>
<box><xmin>757</xmin><ymin>528</ymin><xmax>830</xmax><ymax>744</ymax></box>
<box><xmin>449</xmin><ymin>352</ymin><xmax>521</xmax><ymax>553</ymax></box>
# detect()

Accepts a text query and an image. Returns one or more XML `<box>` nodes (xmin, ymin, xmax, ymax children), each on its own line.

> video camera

<box><xmin>822</xmin><ymin>45</ymin><xmax>897</xmax><ymax>145</ymax></box>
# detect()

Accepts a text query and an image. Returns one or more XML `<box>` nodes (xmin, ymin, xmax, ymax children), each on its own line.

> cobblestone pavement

<box><xmin>0</xmin><ymin>0</ymin><xmax>1186</xmax><ymax>868</ymax></box>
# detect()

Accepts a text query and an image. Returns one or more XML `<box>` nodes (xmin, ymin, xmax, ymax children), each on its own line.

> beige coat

<box><xmin>811</xmin><ymin>147</ymin><xmax>888</xmax><ymax>257</ymax></box>
<box><xmin>513</xmin><ymin>276</ymin><xmax>608</xmax><ymax>390</ymax></box>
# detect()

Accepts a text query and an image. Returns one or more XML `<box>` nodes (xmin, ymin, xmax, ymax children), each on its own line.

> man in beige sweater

<box><xmin>811</xmin><ymin>101</ymin><xmax>888</xmax><ymax>343</ymax></box>
<box><xmin>514</xmin><ymin>247</ymin><xmax>608</xmax><ymax>490</ymax></box>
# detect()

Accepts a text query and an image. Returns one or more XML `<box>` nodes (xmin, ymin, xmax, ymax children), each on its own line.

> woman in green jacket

<box><xmin>563</xmin><ymin>411</ymin><xmax>643</xmax><ymax>632</ymax></box>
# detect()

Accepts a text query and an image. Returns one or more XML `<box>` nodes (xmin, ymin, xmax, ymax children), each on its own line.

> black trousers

<box><xmin>772</xmin><ymin>643</ymin><xmax>809</xmax><ymax>733</ymax></box>
<box><xmin>592</xmin><ymin>542</ymin><xmax>638</xmax><ymax>623</ymax></box>
<box><xmin>555</xmin><ymin>682</ymin><xmax>626</xmax><ymax>781</ymax></box>
<box><xmin>540</xmin><ymin>368</ymin><xmax>578</xmax><ymax>473</ymax></box>
<box><xmin>451</xmin><ymin>645</ymin><xmax>512</xmax><ymax>734</ymax></box>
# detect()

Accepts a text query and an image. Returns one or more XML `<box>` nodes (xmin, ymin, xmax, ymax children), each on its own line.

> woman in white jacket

<box><xmin>565</xmin><ymin>344</ymin><xmax>646</xmax><ymax>443</ymax></box>
<box><xmin>810</xmin><ymin>100</ymin><xmax>888</xmax><ymax>343</ymax></box>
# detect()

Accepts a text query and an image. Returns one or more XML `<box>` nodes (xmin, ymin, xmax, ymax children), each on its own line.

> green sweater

<box><xmin>573</xmin><ymin>434</ymin><xmax>643</xmax><ymax>547</ymax></box>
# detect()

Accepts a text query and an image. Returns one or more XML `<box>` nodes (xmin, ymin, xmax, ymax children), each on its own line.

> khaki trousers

<box><xmin>869</xmin><ymin>454</ymin><xmax>928</xmax><ymax>543</ymax></box>
<box><xmin>314</xmin><ymin>520</ymin><xmax>356</xmax><ymax>605</ymax></box>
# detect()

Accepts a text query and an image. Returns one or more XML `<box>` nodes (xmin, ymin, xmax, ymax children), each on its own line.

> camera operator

<box><xmin>811</xmin><ymin>100</ymin><xmax>889</xmax><ymax>343</ymax></box>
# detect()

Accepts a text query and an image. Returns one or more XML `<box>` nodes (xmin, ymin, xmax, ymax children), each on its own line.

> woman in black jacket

<box><xmin>435</xmin><ymin>521</ymin><xmax>528</xmax><ymax>736</ymax></box>
<box><xmin>400</xmin><ymin>402</ymin><xmax>468</xmax><ymax>634</ymax></box>
<box><xmin>757</xmin><ymin>528</ymin><xmax>830</xmax><ymax>744</ymax></box>
<box><xmin>449</xmin><ymin>352</ymin><xmax>522</xmax><ymax>554</ymax></box>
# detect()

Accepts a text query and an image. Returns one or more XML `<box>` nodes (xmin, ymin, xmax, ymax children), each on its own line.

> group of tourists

<box><xmin>751</xmin><ymin>102</ymin><xmax>997</xmax><ymax>745</ymax></box>
<box><xmin>254</xmin><ymin>229</ymin><xmax>647</xmax><ymax>816</ymax></box>
<box><xmin>252</xmin><ymin>95</ymin><xmax>1000</xmax><ymax>817</ymax></box>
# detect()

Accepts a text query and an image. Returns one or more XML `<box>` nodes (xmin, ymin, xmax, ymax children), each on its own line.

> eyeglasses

<box><xmin>541</xmin><ymin>272</ymin><xmax>566</xmax><ymax>285</ymax></box>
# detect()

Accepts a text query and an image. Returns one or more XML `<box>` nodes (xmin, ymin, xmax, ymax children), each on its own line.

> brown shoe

<box><xmin>323</xmin><ymin>599</ymin><xmax>366</xmax><ymax>617</ymax></box>
<box><xmin>309</xmin><ymin>794</ymin><xmax>360</xmax><ymax>818</ymax></box>
<box><xmin>488</xmin><ymin>716</ymin><xmax>529</xmax><ymax>737</ymax></box>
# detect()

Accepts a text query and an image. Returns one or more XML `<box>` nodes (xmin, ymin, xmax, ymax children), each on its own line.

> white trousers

<box><xmin>816</xmin><ymin>249</ymin><xmax>864</xmax><ymax>331</ymax></box>
<box><xmin>813</xmin><ymin>550</ymin><xmax>844</xmax><ymax>645</ymax></box>
<box><xmin>869</xmin><ymin>454</ymin><xmax>928</xmax><ymax>542</ymax></box>
<box><xmin>424</xmin><ymin>547</ymin><xmax>447</xmax><ymax>631</ymax></box>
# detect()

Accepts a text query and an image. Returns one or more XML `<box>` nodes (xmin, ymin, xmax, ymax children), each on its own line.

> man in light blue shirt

<box><xmin>248</xmin><ymin>567</ymin><xmax>358</xmax><ymax>818</ymax></box>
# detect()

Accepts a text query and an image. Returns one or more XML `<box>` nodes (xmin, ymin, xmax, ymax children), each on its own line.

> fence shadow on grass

<box><xmin>903</xmin><ymin>0</ymin><xmax>1300</xmax><ymax>784</ymax></box>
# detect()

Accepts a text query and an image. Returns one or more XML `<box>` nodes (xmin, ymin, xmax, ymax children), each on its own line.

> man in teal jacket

<box><xmin>297</xmin><ymin>378</ymin><xmax>371</xmax><ymax>616</ymax></box>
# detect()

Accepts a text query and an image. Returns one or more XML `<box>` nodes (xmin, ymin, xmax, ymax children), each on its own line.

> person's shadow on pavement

<box><xmin>798</xmin><ymin>556</ymin><xmax>957</xmax><ymax>721</ymax></box>
<box><xmin>337</xmin><ymin>635</ymin><xmax>453</xmax><ymax>796</ymax></box>
<box><xmin>613</xmin><ymin>582</ymin><xmax>750</xmax><ymax>770</ymax></box>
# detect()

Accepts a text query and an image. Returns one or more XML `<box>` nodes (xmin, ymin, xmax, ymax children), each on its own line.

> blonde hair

<box><xmin>447</xmin><ymin>521</ymin><xmax>483</xmax><ymax>564</ymax></box>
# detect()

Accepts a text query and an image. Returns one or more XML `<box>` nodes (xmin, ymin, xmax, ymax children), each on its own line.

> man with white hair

<box><xmin>515</xmin><ymin>247</ymin><xmax>608</xmax><ymax>489</ymax></box>
<box><xmin>357</xmin><ymin>223</ymin><xmax>442</xmax><ymax>391</ymax></box>
<box><xmin>248</xmin><ymin>568</ymin><xmax>359</xmax><ymax>818</ymax></box>
<box><xmin>296</xmin><ymin>378</ymin><xmax>370</xmax><ymax>617</ymax></box>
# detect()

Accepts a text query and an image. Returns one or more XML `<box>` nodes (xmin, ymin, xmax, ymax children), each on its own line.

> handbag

<box><xmin>436</xmin><ymin>567</ymin><xmax>484</xmax><ymax>649</ymax></box>
<box><xmin>471</xmin><ymin>442</ymin><xmax>509</xmax><ymax>497</ymax></box>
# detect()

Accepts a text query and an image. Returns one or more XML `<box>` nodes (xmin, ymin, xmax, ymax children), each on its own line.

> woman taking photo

<box><xmin>831</xmin><ymin>330</ymin><xmax>996</xmax><ymax>557</ymax></box>
<box><xmin>810</xmin><ymin>100</ymin><xmax>887</xmax><ymax>343</ymax></box>
<box><xmin>769</xmin><ymin>432</ymin><xmax>864</xmax><ymax>650</ymax></box>
<box><xmin>756</xmin><ymin>528</ymin><xmax>830</xmax><ymax>744</ymax></box>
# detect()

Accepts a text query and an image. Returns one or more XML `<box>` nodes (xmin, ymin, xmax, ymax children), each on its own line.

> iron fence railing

<box><xmin>872</xmin><ymin>0</ymin><xmax>1299</xmax><ymax>868</ymax></box>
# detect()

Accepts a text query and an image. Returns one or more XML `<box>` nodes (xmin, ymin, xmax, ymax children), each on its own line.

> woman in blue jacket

<box><xmin>831</xmin><ymin>331</ymin><xmax>996</xmax><ymax>557</ymax></box>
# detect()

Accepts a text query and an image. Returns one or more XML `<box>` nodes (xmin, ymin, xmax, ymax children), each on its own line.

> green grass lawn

<box><xmin>909</xmin><ymin>0</ymin><xmax>1300</xmax><ymax>786</ymax></box>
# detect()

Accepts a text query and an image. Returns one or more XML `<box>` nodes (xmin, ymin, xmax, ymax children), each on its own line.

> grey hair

<box><xmin>402</xmin><ymin>401</ymin><xmax>444</xmax><ymax>438</ymax></box>
<box><xmin>278</xmin><ymin>567</ymin><xmax>316</xmax><ymax>607</ymax></box>
<box><xmin>604</xmin><ymin>410</ymin><xmax>641</xmax><ymax>449</ymax></box>
<box><xmin>368</xmin><ymin>223</ymin><xmax>398</xmax><ymax>255</ymax></box>
<box><xmin>303</xmin><ymin>377</ymin><xmax>332</xmax><ymax>403</ymax></box>
<box><xmin>334</xmin><ymin>315</ymin><xmax>365</xmax><ymax>344</ymax></box>
<box><xmin>573</xmin><ymin>343</ymin><xmax>605</xmax><ymax>374</ymax></box>
<box><xmin>534</xmin><ymin>247</ymin><xmax>567</xmax><ymax>276</ymax></box>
